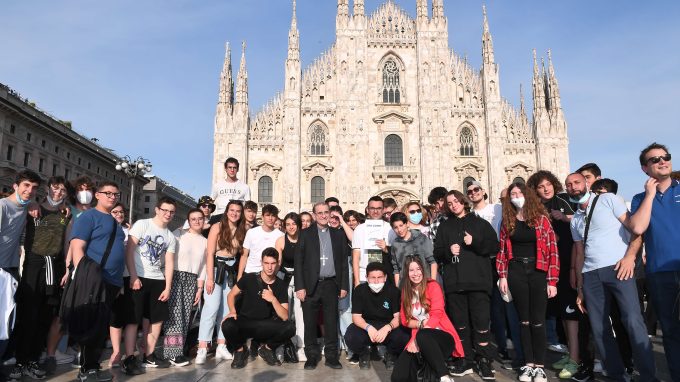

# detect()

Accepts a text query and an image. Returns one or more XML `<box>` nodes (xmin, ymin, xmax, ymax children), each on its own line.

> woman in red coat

<box><xmin>391</xmin><ymin>255</ymin><xmax>464</xmax><ymax>382</ymax></box>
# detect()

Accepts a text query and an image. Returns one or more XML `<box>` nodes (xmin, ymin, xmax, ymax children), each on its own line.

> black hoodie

<box><xmin>433</xmin><ymin>213</ymin><xmax>499</xmax><ymax>293</ymax></box>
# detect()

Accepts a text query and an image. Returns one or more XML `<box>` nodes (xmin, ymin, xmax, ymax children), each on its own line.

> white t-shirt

<box><xmin>243</xmin><ymin>226</ymin><xmax>284</xmax><ymax>273</ymax></box>
<box><xmin>172</xmin><ymin>228</ymin><xmax>207</xmax><ymax>280</ymax></box>
<box><xmin>211</xmin><ymin>179</ymin><xmax>251</xmax><ymax>215</ymax></box>
<box><xmin>129</xmin><ymin>218</ymin><xmax>178</xmax><ymax>280</ymax></box>
<box><xmin>474</xmin><ymin>203</ymin><xmax>502</xmax><ymax>238</ymax></box>
<box><xmin>352</xmin><ymin>220</ymin><xmax>396</xmax><ymax>282</ymax></box>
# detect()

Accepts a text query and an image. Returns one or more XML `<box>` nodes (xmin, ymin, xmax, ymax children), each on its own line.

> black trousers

<box><xmin>445</xmin><ymin>290</ymin><xmax>493</xmax><ymax>362</ymax></box>
<box><xmin>507</xmin><ymin>261</ymin><xmax>548</xmax><ymax>365</ymax></box>
<box><xmin>14</xmin><ymin>261</ymin><xmax>58</xmax><ymax>365</ymax></box>
<box><xmin>221</xmin><ymin>317</ymin><xmax>295</xmax><ymax>354</ymax></box>
<box><xmin>391</xmin><ymin>329</ymin><xmax>453</xmax><ymax>382</ymax></box>
<box><xmin>344</xmin><ymin>323</ymin><xmax>410</xmax><ymax>356</ymax></box>
<box><xmin>79</xmin><ymin>283</ymin><xmax>119</xmax><ymax>372</ymax></box>
<box><xmin>301</xmin><ymin>279</ymin><xmax>339</xmax><ymax>360</ymax></box>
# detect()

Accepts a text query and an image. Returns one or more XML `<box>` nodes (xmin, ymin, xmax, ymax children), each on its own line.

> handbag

<box><xmin>282</xmin><ymin>339</ymin><xmax>299</xmax><ymax>363</ymax></box>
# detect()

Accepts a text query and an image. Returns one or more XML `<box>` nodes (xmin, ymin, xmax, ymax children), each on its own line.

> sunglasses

<box><xmin>408</xmin><ymin>209</ymin><xmax>420</xmax><ymax>214</ymax></box>
<box><xmin>646</xmin><ymin>154</ymin><xmax>671</xmax><ymax>164</ymax></box>
<box><xmin>466</xmin><ymin>187</ymin><xmax>481</xmax><ymax>195</ymax></box>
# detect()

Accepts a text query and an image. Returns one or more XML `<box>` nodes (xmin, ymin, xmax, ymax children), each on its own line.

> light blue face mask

<box><xmin>409</xmin><ymin>212</ymin><xmax>423</xmax><ymax>224</ymax></box>
<box><xmin>15</xmin><ymin>193</ymin><xmax>30</xmax><ymax>206</ymax></box>
<box><xmin>569</xmin><ymin>191</ymin><xmax>590</xmax><ymax>205</ymax></box>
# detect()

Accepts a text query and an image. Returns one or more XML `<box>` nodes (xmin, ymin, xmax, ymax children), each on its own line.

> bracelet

<box><xmin>388</xmin><ymin>322</ymin><xmax>394</xmax><ymax>330</ymax></box>
<box><xmin>418</xmin><ymin>320</ymin><xmax>424</xmax><ymax>329</ymax></box>
<box><xmin>365</xmin><ymin>324</ymin><xmax>373</xmax><ymax>332</ymax></box>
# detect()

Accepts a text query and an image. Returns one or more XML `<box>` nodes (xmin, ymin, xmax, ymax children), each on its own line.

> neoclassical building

<box><xmin>212</xmin><ymin>0</ymin><xmax>569</xmax><ymax>212</ymax></box>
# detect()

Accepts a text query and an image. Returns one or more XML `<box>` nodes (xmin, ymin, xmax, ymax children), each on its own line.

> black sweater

<box><xmin>433</xmin><ymin>213</ymin><xmax>500</xmax><ymax>293</ymax></box>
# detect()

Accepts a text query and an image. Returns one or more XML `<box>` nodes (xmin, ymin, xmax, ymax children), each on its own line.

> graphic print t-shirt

<box><xmin>210</xmin><ymin>179</ymin><xmax>251</xmax><ymax>215</ymax></box>
<box><xmin>129</xmin><ymin>218</ymin><xmax>177</xmax><ymax>280</ymax></box>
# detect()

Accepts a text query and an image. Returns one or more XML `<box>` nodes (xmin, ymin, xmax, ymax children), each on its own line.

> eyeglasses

<box><xmin>367</xmin><ymin>207</ymin><xmax>383</xmax><ymax>211</ymax></box>
<box><xmin>408</xmin><ymin>209</ymin><xmax>420</xmax><ymax>214</ymax></box>
<box><xmin>97</xmin><ymin>191</ymin><xmax>121</xmax><ymax>199</ymax></box>
<box><xmin>111</xmin><ymin>210</ymin><xmax>124</xmax><ymax>215</ymax></box>
<box><xmin>189</xmin><ymin>217</ymin><xmax>205</xmax><ymax>222</ymax></box>
<box><xmin>646</xmin><ymin>154</ymin><xmax>671</xmax><ymax>164</ymax></box>
<box><xmin>467</xmin><ymin>187</ymin><xmax>481</xmax><ymax>195</ymax></box>
<box><xmin>158</xmin><ymin>207</ymin><xmax>176</xmax><ymax>215</ymax></box>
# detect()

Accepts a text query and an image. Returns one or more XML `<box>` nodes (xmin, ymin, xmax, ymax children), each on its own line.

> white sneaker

<box><xmin>297</xmin><ymin>348</ymin><xmax>307</xmax><ymax>362</ymax></box>
<box><xmin>2</xmin><ymin>357</ymin><xmax>16</xmax><ymax>366</ymax></box>
<box><xmin>215</xmin><ymin>344</ymin><xmax>233</xmax><ymax>361</ymax></box>
<box><xmin>593</xmin><ymin>359</ymin><xmax>603</xmax><ymax>374</ymax></box>
<box><xmin>195</xmin><ymin>348</ymin><xmax>208</xmax><ymax>365</ymax></box>
<box><xmin>548</xmin><ymin>343</ymin><xmax>568</xmax><ymax>354</ymax></box>
<box><xmin>519</xmin><ymin>366</ymin><xmax>534</xmax><ymax>382</ymax></box>
<box><xmin>440</xmin><ymin>375</ymin><xmax>454</xmax><ymax>382</ymax></box>
<box><xmin>532</xmin><ymin>367</ymin><xmax>547</xmax><ymax>382</ymax></box>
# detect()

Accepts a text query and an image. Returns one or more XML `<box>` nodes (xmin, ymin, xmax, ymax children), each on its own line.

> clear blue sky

<box><xmin>1</xmin><ymin>0</ymin><xmax>678</xmax><ymax>201</ymax></box>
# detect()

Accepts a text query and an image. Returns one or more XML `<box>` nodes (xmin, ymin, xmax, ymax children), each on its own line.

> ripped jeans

<box><xmin>445</xmin><ymin>291</ymin><xmax>493</xmax><ymax>362</ymax></box>
<box><xmin>507</xmin><ymin>260</ymin><xmax>548</xmax><ymax>365</ymax></box>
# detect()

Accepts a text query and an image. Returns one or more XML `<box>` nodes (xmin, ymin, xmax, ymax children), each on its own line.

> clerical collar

<box><xmin>317</xmin><ymin>225</ymin><xmax>328</xmax><ymax>233</ymax></box>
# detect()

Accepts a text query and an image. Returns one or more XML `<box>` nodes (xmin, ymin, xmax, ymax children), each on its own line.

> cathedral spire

<box><xmin>482</xmin><ymin>5</ymin><xmax>495</xmax><ymax>64</ymax></box>
<box><xmin>432</xmin><ymin>0</ymin><xmax>444</xmax><ymax>21</ymax></box>
<box><xmin>532</xmin><ymin>49</ymin><xmax>546</xmax><ymax>113</ymax></box>
<box><xmin>287</xmin><ymin>0</ymin><xmax>299</xmax><ymax>61</ymax></box>
<box><xmin>353</xmin><ymin>0</ymin><xmax>364</xmax><ymax>17</ymax></box>
<box><xmin>235</xmin><ymin>41</ymin><xmax>248</xmax><ymax>106</ymax></box>
<box><xmin>337</xmin><ymin>0</ymin><xmax>349</xmax><ymax>28</ymax></box>
<box><xmin>417</xmin><ymin>0</ymin><xmax>428</xmax><ymax>21</ymax></box>
<box><xmin>218</xmin><ymin>42</ymin><xmax>233</xmax><ymax>108</ymax></box>
<box><xmin>520</xmin><ymin>83</ymin><xmax>529</xmax><ymax>126</ymax></box>
<box><xmin>547</xmin><ymin>49</ymin><xmax>562</xmax><ymax>110</ymax></box>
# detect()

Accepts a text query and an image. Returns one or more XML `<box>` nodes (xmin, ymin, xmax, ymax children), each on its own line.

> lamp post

<box><xmin>115</xmin><ymin>156</ymin><xmax>152</xmax><ymax>225</ymax></box>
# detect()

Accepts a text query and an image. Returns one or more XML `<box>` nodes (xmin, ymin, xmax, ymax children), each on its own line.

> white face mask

<box><xmin>368</xmin><ymin>282</ymin><xmax>385</xmax><ymax>293</ymax></box>
<box><xmin>569</xmin><ymin>191</ymin><xmax>590</xmax><ymax>205</ymax></box>
<box><xmin>77</xmin><ymin>190</ymin><xmax>93</xmax><ymax>205</ymax></box>
<box><xmin>510</xmin><ymin>197</ymin><xmax>525</xmax><ymax>209</ymax></box>
<box><xmin>46</xmin><ymin>194</ymin><xmax>63</xmax><ymax>207</ymax></box>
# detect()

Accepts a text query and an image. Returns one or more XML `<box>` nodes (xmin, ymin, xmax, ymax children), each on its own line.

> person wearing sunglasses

<box><xmin>182</xmin><ymin>196</ymin><xmax>216</xmax><ymax>238</ymax></box>
<box><xmin>629</xmin><ymin>143</ymin><xmax>679</xmax><ymax>381</ymax></box>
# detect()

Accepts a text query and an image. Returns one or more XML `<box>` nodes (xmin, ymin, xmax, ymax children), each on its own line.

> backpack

<box><xmin>59</xmin><ymin>222</ymin><xmax>117</xmax><ymax>342</ymax></box>
<box><xmin>32</xmin><ymin>209</ymin><xmax>70</xmax><ymax>257</ymax></box>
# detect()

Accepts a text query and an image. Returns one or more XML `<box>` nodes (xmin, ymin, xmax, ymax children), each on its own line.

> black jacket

<box><xmin>433</xmin><ymin>213</ymin><xmax>499</xmax><ymax>293</ymax></box>
<box><xmin>294</xmin><ymin>225</ymin><xmax>350</xmax><ymax>296</ymax></box>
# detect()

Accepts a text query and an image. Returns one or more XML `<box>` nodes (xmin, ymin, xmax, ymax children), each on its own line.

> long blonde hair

<box><xmin>400</xmin><ymin>255</ymin><xmax>430</xmax><ymax>320</ymax></box>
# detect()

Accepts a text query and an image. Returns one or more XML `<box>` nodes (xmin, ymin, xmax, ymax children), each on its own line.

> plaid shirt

<box><xmin>428</xmin><ymin>213</ymin><xmax>448</xmax><ymax>242</ymax></box>
<box><xmin>496</xmin><ymin>214</ymin><xmax>560</xmax><ymax>286</ymax></box>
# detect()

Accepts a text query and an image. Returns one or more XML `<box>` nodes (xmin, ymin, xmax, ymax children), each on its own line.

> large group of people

<box><xmin>0</xmin><ymin>143</ymin><xmax>678</xmax><ymax>382</ymax></box>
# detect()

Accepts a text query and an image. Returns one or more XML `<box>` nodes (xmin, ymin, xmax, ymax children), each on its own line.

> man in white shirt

<box><xmin>352</xmin><ymin>196</ymin><xmax>396</xmax><ymax>286</ymax></box>
<box><xmin>238</xmin><ymin>204</ymin><xmax>284</xmax><ymax>280</ymax></box>
<box><xmin>210</xmin><ymin>157</ymin><xmax>251</xmax><ymax>218</ymax></box>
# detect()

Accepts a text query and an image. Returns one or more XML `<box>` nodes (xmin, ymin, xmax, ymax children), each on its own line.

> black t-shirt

<box><xmin>351</xmin><ymin>283</ymin><xmax>400</xmax><ymax>325</ymax></box>
<box><xmin>510</xmin><ymin>219</ymin><xmax>536</xmax><ymax>259</ymax></box>
<box><xmin>236</xmin><ymin>273</ymin><xmax>288</xmax><ymax>320</ymax></box>
<box><xmin>543</xmin><ymin>196</ymin><xmax>575</xmax><ymax>277</ymax></box>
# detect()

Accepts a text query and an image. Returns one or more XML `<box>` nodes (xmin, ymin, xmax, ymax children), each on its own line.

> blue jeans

<box><xmin>645</xmin><ymin>271</ymin><xmax>680</xmax><ymax>382</ymax></box>
<box><xmin>198</xmin><ymin>280</ymin><xmax>231</xmax><ymax>342</ymax></box>
<box><xmin>582</xmin><ymin>266</ymin><xmax>657</xmax><ymax>382</ymax></box>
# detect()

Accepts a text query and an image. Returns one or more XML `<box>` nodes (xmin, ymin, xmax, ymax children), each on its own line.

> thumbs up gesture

<box><xmin>261</xmin><ymin>284</ymin><xmax>276</xmax><ymax>303</ymax></box>
<box><xmin>463</xmin><ymin>231</ymin><xmax>473</xmax><ymax>246</ymax></box>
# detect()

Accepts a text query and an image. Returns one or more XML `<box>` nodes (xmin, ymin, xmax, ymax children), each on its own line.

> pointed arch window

<box><xmin>311</xmin><ymin>176</ymin><xmax>325</xmax><ymax>203</ymax></box>
<box><xmin>384</xmin><ymin>134</ymin><xmax>403</xmax><ymax>167</ymax></box>
<box><xmin>258</xmin><ymin>176</ymin><xmax>273</xmax><ymax>203</ymax></box>
<box><xmin>459</xmin><ymin>127</ymin><xmax>475</xmax><ymax>156</ymax></box>
<box><xmin>382</xmin><ymin>59</ymin><xmax>401</xmax><ymax>104</ymax></box>
<box><xmin>309</xmin><ymin>123</ymin><xmax>328</xmax><ymax>155</ymax></box>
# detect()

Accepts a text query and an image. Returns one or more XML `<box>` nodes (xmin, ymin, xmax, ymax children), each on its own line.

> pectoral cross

<box><xmin>320</xmin><ymin>253</ymin><xmax>329</xmax><ymax>267</ymax></box>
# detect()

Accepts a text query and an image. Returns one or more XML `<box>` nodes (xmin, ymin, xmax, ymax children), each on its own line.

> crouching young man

<box><xmin>222</xmin><ymin>247</ymin><xmax>295</xmax><ymax>369</ymax></box>
<box><xmin>344</xmin><ymin>262</ymin><xmax>409</xmax><ymax>370</ymax></box>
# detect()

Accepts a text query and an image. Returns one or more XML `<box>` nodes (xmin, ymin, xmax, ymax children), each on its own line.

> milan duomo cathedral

<box><xmin>212</xmin><ymin>0</ymin><xmax>570</xmax><ymax>212</ymax></box>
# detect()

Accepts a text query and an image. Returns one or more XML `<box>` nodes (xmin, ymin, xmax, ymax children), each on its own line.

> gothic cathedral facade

<box><xmin>212</xmin><ymin>0</ymin><xmax>569</xmax><ymax>212</ymax></box>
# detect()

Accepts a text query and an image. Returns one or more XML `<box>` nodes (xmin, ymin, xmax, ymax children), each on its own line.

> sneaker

<box><xmin>169</xmin><ymin>355</ymin><xmax>190</xmax><ymax>367</ymax></box>
<box><xmin>348</xmin><ymin>354</ymin><xmax>360</xmax><ymax>365</ymax></box>
<box><xmin>548</xmin><ymin>343</ymin><xmax>569</xmax><ymax>354</ymax></box>
<box><xmin>40</xmin><ymin>350</ymin><xmax>75</xmax><ymax>365</ymax></box>
<box><xmin>440</xmin><ymin>376</ymin><xmax>455</xmax><ymax>382</ymax></box>
<box><xmin>532</xmin><ymin>367</ymin><xmax>548</xmax><ymax>382</ymax></box>
<box><xmin>77</xmin><ymin>369</ymin><xmax>113</xmax><ymax>382</ymax></box>
<box><xmin>450</xmin><ymin>360</ymin><xmax>474</xmax><ymax>377</ymax></box>
<box><xmin>552</xmin><ymin>355</ymin><xmax>571</xmax><ymax>370</ymax></box>
<box><xmin>121</xmin><ymin>355</ymin><xmax>143</xmax><ymax>376</ymax></box>
<box><xmin>231</xmin><ymin>350</ymin><xmax>248</xmax><ymax>369</ymax></box>
<box><xmin>503</xmin><ymin>358</ymin><xmax>525</xmax><ymax>371</ymax></box>
<box><xmin>324</xmin><ymin>358</ymin><xmax>342</xmax><ymax>369</ymax></box>
<box><xmin>258</xmin><ymin>346</ymin><xmax>281</xmax><ymax>366</ymax></box>
<box><xmin>497</xmin><ymin>349</ymin><xmax>512</xmax><ymax>363</ymax></box>
<box><xmin>518</xmin><ymin>365</ymin><xmax>534</xmax><ymax>382</ymax></box>
<box><xmin>297</xmin><ymin>348</ymin><xmax>307</xmax><ymax>362</ymax></box>
<box><xmin>71</xmin><ymin>352</ymin><xmax>81</xmax><ymax>369</ymax></box>
<box><xmin>142</xmin><ymin>353</ymin><xmax>170</xmax><ymax>368</ymax></box>
<box><xmin>571</xmin><ymin>364</ymin><xmax>594</xmax><ymax>382</ymax></box>
<box><xmin>215</xmin><ymin>344</ymin><xmax>233</xmax><ymax>361</ymax></box>
<box><xmin>559</xmin><ymin>359</ymin><xmax>580</xmax><ymax>379</ymax></box>
<box><xmin>23</xmin><ymin>361</ymin><xmax>47</xmax><ymax>380</ymax></box>
<box><xmin>593</xmin><ymin>359</ymin><xmax>603</xmax><ymax>374</ymax></box>
<box><xmin>42</xmin><ymin>356</ymin><xmax>57</xmax><ymax>375</ymax></box>
<box><xmin>359</xmin><ymin>352</ymin><xmax>370</xmax><ymax>370</ymax></box>
<box><xmin>9</xmin><ymin>365</ymin><xmax>24</xmax><ymax>379</ymax></box>
<box><xmin>478</xmin><ymin>358</ymin><xmax>495</xmax><ymax>380</ymax></box>
<box><xmin>195</xmin><ymin>348</ymin><xmax>208</xmax><ymax>365</ymax></box>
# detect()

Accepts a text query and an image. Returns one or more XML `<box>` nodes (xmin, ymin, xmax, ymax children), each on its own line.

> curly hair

<box><xmin>526</xmin><ymin>170</ymin><xmax>564</xmax><ymax>194</ymax></box>
<box><xmin>501</xmin><ymin>182</ymin><xmax>548</xmax><ymax>234</ymax></box>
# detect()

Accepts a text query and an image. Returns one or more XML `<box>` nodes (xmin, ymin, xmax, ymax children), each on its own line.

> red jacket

<box><xmin>496</xmin><ymin>215</ymin><xmax>560</xmax><ymax>286</ymax></box>
<box><xmin>399</xmin><ymin>279</ymin><xmax>464</xmax><ymax>358</ymax></box>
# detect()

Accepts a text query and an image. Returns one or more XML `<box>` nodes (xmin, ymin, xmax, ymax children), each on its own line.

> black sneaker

<box><xmin>347</xmin><ymin>354</ymin><xmax>360</xmax><ymax>365</ymax></box>
<box><xmin>324</xmin><ymin>357</ymin><xmax>342</xmax><ymax>369</ymax></box>
<box><xmin>477</xmin><ymin>358</ymin><xmax>495</xmax><ymax>381</ymax></box>
<box><xmin>42</xmin><ymin>356</ymin><xmax>57</xmax><ymax>375</ymax></box>
<box><xmin>359</xmin><ymin>352</ymin><xmax>370</xmax><ymax>370</ymax></box>
<box><xmin>9</xmin><ymin>364</ymin><xmax>24</xmax><ymax>380</ymax></box>
<box><xmin>383</xmin><ymin>352</ymin><xmax>395</xmax><ymax>371</ymax></box>
<box><xmin>142</xmin><ymin>353</ymin><xmax>170</xmax><ymax>368</ymax></box>
<box><xmin>258</xmin><ymin>346</ymin><xmax>281</xmax><ymax>366</ymax></box>
<box><xmin>23</xmin><ymin>361</ymin><xmax>47</xmax><ymax>380</ymax></box>
<box><xmin>121</xmin><ymin>355</ymin><xmax>143</xmax><ymax>376</ymax></box>
<box><xmin>571</xmin><ymin>363</ymin><xmax>594</xmax><ymax>382</ymax></box>
<box><xmin>231</xmin><ymin>350</ymin><xmax>249</xmax><ymax>369</ymax></box>
<box><xmin>450</xmin><ymin>360</ymin><xmax>474</xmax><ymax>377</ymax></box>
<box><xmin>303</xmin><ymin>356</ymin><xmax>319</xmax><ymax>370</ymax></box>
<box><xmin>169</xmin><ymin>355</ymin><xmax>190</xmax><ymax>367</ymax></box>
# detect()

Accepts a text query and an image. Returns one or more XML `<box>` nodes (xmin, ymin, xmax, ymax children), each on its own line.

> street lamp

<box><xmin>115</xmin><ymin>156</ymin><xmax>152</xmax><ymax>225</ymax></box>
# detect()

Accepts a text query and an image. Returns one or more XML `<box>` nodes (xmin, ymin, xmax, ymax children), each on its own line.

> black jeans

<box><xmin>391</xmin><ymin>329</ymin><xmax>453</xmax><ymax>382</ymax></box>
<box><xmin>507</xmin><ymin>260</ymin><xmax>547</xmax><ymax>365</ymax></box>
<box><xmin>344</xmin><ymin>323</ymin><xmax>410</xmax><ymax>356</ymax></box>
<box><xmin>222</xmin><ymin>317</ymin><xmax>295</xmax><ymax>353</ymax></box>
<box><xmin>445</xmin><ymin>291</ymin><xmax>493</xmax><ymax>362</ymax></box>
<box><xmin>79</xmin><ymin>283</ymin><xmax>119</xmax><ymax>372</ymax></box>
<box><xmin>301</xmin><ymin>279</ymin><xmax>339</xmax><ymax>360</ymax></box>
